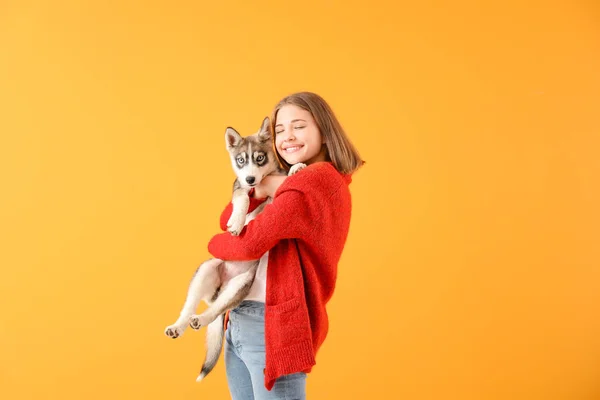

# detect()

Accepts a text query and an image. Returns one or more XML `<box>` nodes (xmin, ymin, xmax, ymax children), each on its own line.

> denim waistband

<box><xmin>231</xmin><ymin>300</ymin><xmax>265</xmax><ymax>317</ymax></box>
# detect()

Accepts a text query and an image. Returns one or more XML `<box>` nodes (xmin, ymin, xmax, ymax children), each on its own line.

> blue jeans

<box><xmin>225</xmin><ymin>300</ymin><xmax>307</xmax><ymax>400</ymax></box>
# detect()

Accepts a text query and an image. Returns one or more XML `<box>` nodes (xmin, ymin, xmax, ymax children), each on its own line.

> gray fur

<box><xmin>165</xmin><ymin>117</ymin><xmax>303</xmax><ymax>383</ymax></box>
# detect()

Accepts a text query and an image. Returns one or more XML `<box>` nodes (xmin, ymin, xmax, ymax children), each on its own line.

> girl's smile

<box><xmin>275</xmin><ymin>105</ymin><xmax>327</xmax><ymax>166</ymax></box>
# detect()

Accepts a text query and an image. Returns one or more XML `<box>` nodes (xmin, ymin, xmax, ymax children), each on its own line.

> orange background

<box><xmin>1</xmin><ymin>1</ymin><xmax>599</xmax><ymax>399</ymax></box>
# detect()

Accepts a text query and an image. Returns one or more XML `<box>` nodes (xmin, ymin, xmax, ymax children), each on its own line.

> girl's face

<box><xmin>274</xmin><ymin>105</ymin><xmax>327</xmax><ymax>166</ymax></box>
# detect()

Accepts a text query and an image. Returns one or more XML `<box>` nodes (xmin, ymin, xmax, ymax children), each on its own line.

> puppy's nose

<box><xmin>246</xmin><ymin>176</ymin><xmax>256</xmax><ymax>185</ymax></box>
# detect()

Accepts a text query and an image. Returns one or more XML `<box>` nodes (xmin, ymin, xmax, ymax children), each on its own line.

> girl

<box><xmin>208</xmin><ymin>92</ymin><xmax>363</xmax><ymax>399</ymax></box>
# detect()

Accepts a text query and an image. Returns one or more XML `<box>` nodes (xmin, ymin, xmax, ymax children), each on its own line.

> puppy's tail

<box><xmin>196</xmin><ymin>313</ymin><xmax>225</xmax><ymax>382</ymax></box>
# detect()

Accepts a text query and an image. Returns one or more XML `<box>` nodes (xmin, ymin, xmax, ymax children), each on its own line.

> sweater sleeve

<box><xmin>219</xmin><ymin>191</ymin><xmax>267</xmax><ymax>231</ymax></box>
<box><xmin>209</xmin><ymin>188</ymin><xmax>312</xmax><ymax>260</ymax></box>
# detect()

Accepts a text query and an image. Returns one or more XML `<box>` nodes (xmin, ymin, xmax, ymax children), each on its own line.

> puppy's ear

<box><xmin>257</xmin><ymin>117</ymin><xmax>271</xmax><ymax>142</ymax></box>
<box><xmin>225</xmin><ymin>127</ymin><xmax>243</xmax><ymax>149</ymax></box>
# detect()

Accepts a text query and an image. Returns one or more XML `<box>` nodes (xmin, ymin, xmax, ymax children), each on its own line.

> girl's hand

<box><xmin>253</xmin><ymin>175</ymin><xmax>287</xmax><ymax>199</ymax></box>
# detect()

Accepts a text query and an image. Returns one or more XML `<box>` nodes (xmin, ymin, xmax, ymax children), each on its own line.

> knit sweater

<box><xmin>208</xmin><ymin>161</ymin><xmax>353</xmax><ymax>391</ymax></box>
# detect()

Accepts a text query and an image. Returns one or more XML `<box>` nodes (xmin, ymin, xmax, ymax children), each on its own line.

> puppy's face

<box><xmin>225</xmin><ymin>117</ymin><xmax>279</xmax><ymax>189</ymax></box>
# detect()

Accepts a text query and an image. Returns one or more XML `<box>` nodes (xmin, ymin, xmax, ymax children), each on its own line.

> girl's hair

<box><xmin>271</xmin><ymin>92</ymin><xmax>364</xmax><ymax>175</ymax></box>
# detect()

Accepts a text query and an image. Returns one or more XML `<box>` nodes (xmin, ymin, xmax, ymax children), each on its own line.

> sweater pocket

<box><xmin>266</xmin><ymin>297</ymin><xmax>311</xmax><ymax>349</ymax></box>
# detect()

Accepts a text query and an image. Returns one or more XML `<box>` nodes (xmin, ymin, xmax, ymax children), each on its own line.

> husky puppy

<box><xmin>164</xmin><ymin>117</ymin><xmax>305</xmax><ymax>382</ymax></box>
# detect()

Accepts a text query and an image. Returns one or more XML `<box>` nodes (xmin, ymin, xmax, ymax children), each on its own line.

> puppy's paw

<box><xmin>227</xmin><ymin>212</ymin><xmax>245</xmax><ymax>236</ymax></box>
<box><xmin>289</xmin><ymin>163</ymin><xmax>307</xmax><ymax>176</ymax></box>
<box><xmin>189</xmin><ymin>314</ymin><xmax>211</xmax><ymax>330</ymax></box>
<box><xmin>164</xmin><ymin>323</ymin><xmax>186</xmax><ymax>339</ymax></box>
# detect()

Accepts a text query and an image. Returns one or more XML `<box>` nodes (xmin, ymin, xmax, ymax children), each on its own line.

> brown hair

<box><xmin>271</xmin><ymin>92</ymin><xmax>364</xmax><ymax>175</ymax></box>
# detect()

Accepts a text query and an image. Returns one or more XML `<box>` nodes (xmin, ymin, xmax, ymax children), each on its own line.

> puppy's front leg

<box><xmin>288</xmin><ymin>163</ymin><xmax>307</xmax><ymax>176</ymax></box>
<box><xmin>227</xmin><ymin>186</ymin><xmax>250</xmax><ymax>236</ymax></box>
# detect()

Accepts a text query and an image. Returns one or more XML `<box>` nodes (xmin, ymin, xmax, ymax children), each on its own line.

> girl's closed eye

<box><xmin>294</xmin><ymin>126</ymin><xmax>305</xmax><ymax>130</ymax></box>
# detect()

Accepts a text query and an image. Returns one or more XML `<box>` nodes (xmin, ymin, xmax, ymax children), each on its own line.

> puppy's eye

<box><xmin>236</xmin><ymin>157</ymin><xmax>244</xmax><ymax>164</ymax></box>
<box><xmin>256</xmin><ymin>155</ymin><xmax>265</xmax><ymax>162</ymax></box>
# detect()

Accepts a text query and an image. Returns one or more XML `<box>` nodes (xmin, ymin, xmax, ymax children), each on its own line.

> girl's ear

<box><xmin>258</xmin><ymin>116</ymin><xmax>271</xmax><ymax>142</ymax></box>
<box><xmin>225</xmin><ymin>127</ymin><xmax>243</xmax><ymax>149</ymax></box>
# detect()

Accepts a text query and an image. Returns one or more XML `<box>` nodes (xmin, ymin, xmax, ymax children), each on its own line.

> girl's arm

<box><xmin>209</xmin><ymin>188</ymin><xmax>312</xmax><ymax>261</ymax></box>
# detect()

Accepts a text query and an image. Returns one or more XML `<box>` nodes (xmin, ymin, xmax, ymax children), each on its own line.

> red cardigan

<box><xmin>208</xmin><ymin>161</ymin><xmax>353</xmax><ymax>390</ymax></box>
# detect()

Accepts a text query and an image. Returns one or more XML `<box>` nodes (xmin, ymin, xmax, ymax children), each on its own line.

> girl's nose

<box><xmin>284</xmin><ymin>131</ymin><xmax>295</xmax><ymax>141</ymax></box>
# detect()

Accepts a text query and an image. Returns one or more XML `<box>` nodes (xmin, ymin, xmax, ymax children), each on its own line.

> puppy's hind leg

<box><xmin>164</xmin><ymin>258</ymin><xmax>223</xmax><ymax>339</ymax></box>
<box><xmin>189</xmin><ymin>261</ymin><xmax>259</xmax><ymax>329</ymax></box>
